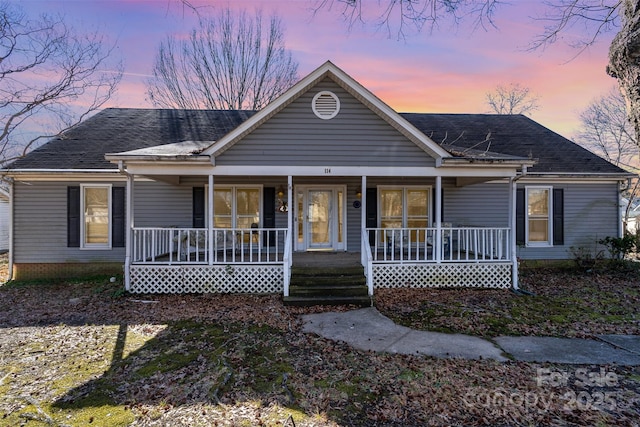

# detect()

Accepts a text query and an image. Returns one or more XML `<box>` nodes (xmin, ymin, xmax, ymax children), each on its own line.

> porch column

<box><xmin>124</xmin><ymin>173</ymin><xmax>134</xmax><ymax>291</ymax></box>
<box><xmin>509</xmin><ymin>176</ymin><xmax>519</xmax><ymax>289</ymax></box>
<box><xmin>287</xmin><ymin>175</ymin><xmax>292</xmax><ymax>247</ymax></box>
<box><xmin>435</xmin><ymin>175</ymin><xmax>442</xmax><ymax>263</ymax></box>
<box><xmin>208</xmin><ymin>174</ymin><xmax>214</xmax><ymax>266</ymax></box>
<box><xmin>284</xmin><ymin>175</ymin><xmax>293</xmax><ymax>297</ymax></box>
<box><xmin>360</xmin><ymin>175</ymin><xmax>367</xmax><ymax>264</ymax></box>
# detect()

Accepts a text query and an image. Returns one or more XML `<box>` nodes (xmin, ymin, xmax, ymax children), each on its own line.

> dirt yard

<box><xmin>1</xmin><ymin>261</ymin><xmax>639</xmax><ymax>426</ymax></box>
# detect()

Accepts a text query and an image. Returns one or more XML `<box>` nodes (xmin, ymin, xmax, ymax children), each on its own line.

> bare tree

<box><xmin>576</xmin><ymin>86</ymin><xmax>640</xmax><ymax>229</ymax></box>
<box><xmin>576</xmin><ymin>87</ymin><xmax>638</xmax><ymax>169</ymax></box>
<box><xmin>0</xmin><ymin>1</ymin><xmax>122</xmax><ymax>165</ymax></box>
<box><xmin>485</xmin><ymin>83</ymin><xmax>539</xmax><ymax>115</ymax></box>
<box><xmin>312</xmin><ymin>0</ymin><xmax>501</xmax><ymax>40</ymax></box>
<box><xmin>146</xmin><ymin>8</ymin><xmax>299</xmax><ymax>111</ymax></box>
<box><xmin>313</xmin><ymin>1</ymin><xmax>640</xmax><ymax>147</ymax></box>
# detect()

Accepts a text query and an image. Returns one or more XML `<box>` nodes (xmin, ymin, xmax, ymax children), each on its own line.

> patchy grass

<box><xmin>1</xmin><ymin>264</ymin><xmax>640</xmax><ymax>425</ymax></box>
<box><xmin>376</xmin><ymin>264</ymin><xmax>640</xmax><ymax>338</ymax></box>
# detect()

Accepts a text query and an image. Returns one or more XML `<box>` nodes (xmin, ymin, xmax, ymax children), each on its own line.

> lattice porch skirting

<box><xmin>372</xmin><ymin>262</ymin><xmax>513</xmax><ymax>289</ymax></box>
<box><xmin>129</xmin><ymin>265</ymin><xmax>284</xmax><ymax>294</ymax></box>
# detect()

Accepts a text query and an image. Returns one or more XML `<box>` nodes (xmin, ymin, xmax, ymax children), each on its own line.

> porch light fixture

<box><xmin>277</xmin><ymin>185</ymin><xmax>285</xmax><ymax>198</ymax></box>
<box><xmin>355</xmin><ymin>186</ymin><xmax>362</xmax><ymax>199</ymax></box>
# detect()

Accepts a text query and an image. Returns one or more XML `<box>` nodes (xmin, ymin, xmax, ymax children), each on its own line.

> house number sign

<box><xmin>324</xmin><ymin>168</ymin><xmax>332</xmax><ymax>174</ymax></box>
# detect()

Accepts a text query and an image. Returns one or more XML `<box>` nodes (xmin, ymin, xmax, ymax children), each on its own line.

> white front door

<box><xmin>295</xmin><ymin>186</ymin><xmax>346</xmax><ymax>251</ymax></box>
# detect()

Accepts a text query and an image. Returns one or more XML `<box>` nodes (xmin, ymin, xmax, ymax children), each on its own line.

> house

<box><xmin>0</xmin><ymin>188</ymin><xmax>9</xmax><ymax>252</ymax></box>
<box><xmin>0</xmin><ymin>61</ymin><xmax>631</xmax><ymax>299</ymax></box>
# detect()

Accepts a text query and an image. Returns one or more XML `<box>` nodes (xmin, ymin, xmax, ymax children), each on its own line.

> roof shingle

<box><xmin>5</xmin><ymin>108</ymin><xmax>627</xmax><ymax>175</ymax></box>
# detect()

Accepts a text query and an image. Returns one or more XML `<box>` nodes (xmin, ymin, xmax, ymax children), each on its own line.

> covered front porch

<box><xmin>126</xmin><ymin>223</ymin><xmax>515</xmax><ymax>295</ymax></box>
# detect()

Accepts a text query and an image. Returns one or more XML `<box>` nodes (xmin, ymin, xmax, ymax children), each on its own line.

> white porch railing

<box><xmin>366</xmin><ymin>227</ymin><xmax>511</xmax><ymax>263</ymax></box>
<box><xmin>132</xmin><ymin>227</ymin><xmax>288</xmax><ymax>265</ymax></box>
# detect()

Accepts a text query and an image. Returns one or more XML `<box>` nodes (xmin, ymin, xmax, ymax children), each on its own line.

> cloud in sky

<box><xmin>19</xmin><ymin>0</ymin><xmax>618</xmax><ymax>138</ymax></box>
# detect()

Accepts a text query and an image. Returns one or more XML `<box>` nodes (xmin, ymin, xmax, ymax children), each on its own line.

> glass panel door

<box><xmin>308</xmin><ymin>190</ymin><xmax>332</xmax><ymax>249</ymax></box>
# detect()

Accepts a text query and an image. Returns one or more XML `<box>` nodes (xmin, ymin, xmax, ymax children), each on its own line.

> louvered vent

<box><xmin>312</xmin><ymin>91</ymin><xmax>340</xmax><ymax>119</ymax></box>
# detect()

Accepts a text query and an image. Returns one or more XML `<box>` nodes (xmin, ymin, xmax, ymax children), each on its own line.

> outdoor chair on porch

<box><xmin>175</xmin><ymin>229</ymin><xmax>237</xmax><ymax>261</ymax></box>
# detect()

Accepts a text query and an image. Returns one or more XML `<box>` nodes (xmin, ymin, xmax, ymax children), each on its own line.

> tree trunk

<box><xmin>607</xmin><ymin>0</ymin><xmax>640</xmax><ymax>144</ymax></box>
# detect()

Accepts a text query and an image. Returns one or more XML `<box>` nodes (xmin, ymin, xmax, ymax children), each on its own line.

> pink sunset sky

<box><xmin>21</xmin><ymin>0</ymin><xmax>619</xmax><ymax>139</ymax></box>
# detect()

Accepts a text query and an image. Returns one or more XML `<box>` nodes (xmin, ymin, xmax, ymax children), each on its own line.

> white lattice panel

<box><xmin>129</xmin><ymin>265</ymin><xmax>284</xmax><ymax>294</ymax></box>
<box><xmin>373</xmin><ymin>262</ymin><xmax>512</xmax><ymax>289</ymax></box>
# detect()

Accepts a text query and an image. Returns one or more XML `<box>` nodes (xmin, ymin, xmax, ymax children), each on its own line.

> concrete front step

<box><xmin>283</xmin><ymin>295</ymin><xmax>372</xmax><ymax>307</ymax></box>
<box><xmin>285</xmin><ymin>265</ymin><xmax>370</xmax><ymax>307</ymax></box>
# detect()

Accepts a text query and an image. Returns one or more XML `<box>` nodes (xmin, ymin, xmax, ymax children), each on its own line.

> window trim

<box><xmin>377</xmin><ymin>185</ymin><xmax>432</xmax><ymax>229</ymax></box>
<box><xmin>525</xmin><ymin>185</ymin><xmax>553</xmax><ymax>247</ymax></box>
<box><xmin>80</xmin><ymin>183</ymin><xmax>112</xmax><ymax>250</ymax></box>
<box><xmin>208</xmin><ymin>184</ymin><xmax>263</xmax><ymax>229</ymax></box>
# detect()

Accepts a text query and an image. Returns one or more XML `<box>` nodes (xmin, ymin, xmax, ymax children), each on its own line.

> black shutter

<box><xmin>112</xmin><ymin>187</ymin><xmax>126</xmax><ymax>248</ymax></box>
<box><xmin>366</xmin><ymin>188</ymin><xmax>377</xmax><ymax>246</ymax></box>
<box><xmin>553</xmin><ymin>188</ymin><xmax>564</xmax><ymax>246</ymax></box>
<box><xmin>193</xmin><ymin>187</ymin><xmax>205</xmax><ymax>228</ymax></box>
<box><xmin>67</xmin><ymin>186</ymin><xmax>80</xmax><ymax>248</ymax></box>
<box><xmin>516</xmin><ymin>188</ymin><xmax>525</xmax><ymax>246</ymax></box>
<box><xmin>263</xmin><ymin>187</ymin><xmax>276</xmax><ymax>246</ymax></box>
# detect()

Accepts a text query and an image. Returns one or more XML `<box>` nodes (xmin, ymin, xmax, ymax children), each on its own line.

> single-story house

<box><xmin>0</xmin><ymin>61</ymin><xmax>631</xmax><ymax>300</ymax></box>
<box><xmin>0</xmin><ymin>188</ymin><xmax>9</xmax><ymax>252</ymax></box>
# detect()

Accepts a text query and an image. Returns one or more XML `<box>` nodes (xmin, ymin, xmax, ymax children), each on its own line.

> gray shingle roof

<box><xmin>401</xmin><ymin>113</ymin><xmax>627</xmax><ymax>174</ymax></box>
<box><xmin>5</xmin><ymin>108</ymin><xmax>628</xmax><ymax>175</ymax></box>
<box><xmin>7</xmin><ymin>109</ymin><xmax>256</xmax><ymax>170</ymax></box>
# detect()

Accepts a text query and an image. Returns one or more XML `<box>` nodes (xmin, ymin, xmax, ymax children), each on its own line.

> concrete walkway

<box><xmin>301</xmin><ymin>307</ymin><xmax>640</xmax><ymax>365</ymax></box>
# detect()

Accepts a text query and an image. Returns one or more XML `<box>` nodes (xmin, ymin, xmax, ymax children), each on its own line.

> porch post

<box><xmin>287</xmin><ymin>175</ymin><xmax>292</xmax><ymax>248</ymax></box>
<box><xmin>361</xmin><ymin>175</ymin><xmax>367</xmax><ymax>262</ymax></box>
<box><xmin>124</xmin><ymin>173</ymin><xmax>134</xmax><ymax>291</ymax></box>
<box><xmin>208</xmin><ymin>174</ymin><xmax>214</xmax><ymax>266</ymax></box>
<box><xmin>509</xmin><ymin>176</ymin><xmax>519</xmax><ymax>290</ymax></box>
<box><xmin>283</xmin><ymin>175</ymin><xmax>293</xmax><ymax>297</ymax></box>
<box><xmin>435</xmin><ymin>175</ymin><xmax>442</xmax><ymax>263</ymax></box>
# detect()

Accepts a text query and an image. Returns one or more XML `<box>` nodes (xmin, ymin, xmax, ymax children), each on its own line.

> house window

<box><xmin>379</xmin><ymin>186</ymin><xmax>430</xmax><ymax>241</ymax></box>
<box><xmin>526</xmin><ymin>186</ymin><xmax>552</xmax><ymax>246</ymax></box>
<box><xmin>81</xmin><ymin>184</ymin><xmax>111</xmax><ymax>249</ymax></box>
<box><xmin>212</xmin><ymin>186</ymin><xmax>261</xmax><ymax>229</ymax></box>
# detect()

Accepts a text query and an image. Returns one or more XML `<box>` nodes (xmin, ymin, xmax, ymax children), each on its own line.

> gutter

<box><xmin>1</xmin><ymin>168</ymin><xmax>119</xmax><ymax>174</ymax></box>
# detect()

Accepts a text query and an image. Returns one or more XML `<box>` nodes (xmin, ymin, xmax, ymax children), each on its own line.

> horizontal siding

<box><xmin>518</xmin><ymin>182</ymin><xmax>619</xmax><ymax>260</ymax></box>
<box><xmin>217</xmin><ymin>78</ymin><xmax>436</xmax><ymax>168</ymax></box>
<box><xmin>14</xmin><ymin>182</ymin><xmax>125</xmax><ymax>263</ymax></box>
<box><xmin>134</xmin><ymin>181</ymin><xmax>193</xmax><ymax>228</ymax></box>
<box><xmin>0</xmin><ymin>200</ymin><xmax>8</xmax><ymax>251</ymax></box>
<box><xmin>445</xmin><ymin>182</ymin><xmax>510</xmax><ymax>227</ymax></box>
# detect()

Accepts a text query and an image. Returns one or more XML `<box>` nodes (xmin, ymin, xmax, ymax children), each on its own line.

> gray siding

<box><xmin>14</xmin><ymin>178</ymin><xmax>620</xmax><ymax>263</ymax></box>
<box><xmin>13</xmin><ymin>181</ymin><xmax>125</xmax><ymax>263</ymax></box>
<box><xmin>0</xmin><ymin>198</ymin><xmax>8</xmax><ymax>251</ymax></box>
<box><xmin>217</xmin><ymin>78</ymin><xmax>436</xmax><ymax>167</ymax></box>
<box><xmin>518</xmin><ymin>182</ymin><xmax>619</xmax><ymax>260</ymax></box>
<box><xmin>134</xmin><ymin>181</ymin><xmax>193</xmax><ymax>228</ymax></box>
<box><xmin>445</xmin><ymin>181</ymin><xmax>510</xmax><ymax>227</ymax></box>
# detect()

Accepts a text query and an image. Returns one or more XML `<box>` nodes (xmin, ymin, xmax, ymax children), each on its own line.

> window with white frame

<box><xmin>81</xmin><ymin>184</ymin><xmax>111</xmax><ymax>249</ymax></box>
<box><xmin>526</xmin><ymin>186</ymin><xmax>552</xmax><ymax>246</ymax></box>
<box><xmin>379</xmin><ymin>186</ymin><xmax>430</xmax><ymax>242</ymax></box>
<box><xmin>212</xmin><ymin>186</ymin><xmax>262</xmax><ymax>229</ymax></box>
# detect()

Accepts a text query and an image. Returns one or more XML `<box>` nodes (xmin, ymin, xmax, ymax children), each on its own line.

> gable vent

<box><xmin>312</xmin><ymin>91</ymin><xmax>340</xmax><ymax>120</ymax></box>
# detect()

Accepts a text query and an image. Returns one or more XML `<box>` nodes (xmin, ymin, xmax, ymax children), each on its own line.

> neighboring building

<box><xmin>0</xmin><ymin>61</ymin><xmax>631</xmax><ymax>297</ymax></box>
<box><xmin>0</xmin><ymin>188</ymin><xmax>8</xmax><ymax>252</ymax></box>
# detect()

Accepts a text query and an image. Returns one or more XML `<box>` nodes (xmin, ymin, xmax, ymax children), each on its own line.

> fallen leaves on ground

<box><xmin>1</xmin><ymin>261</ymin><xmax>639</xmax><ymax>426</ymax></box>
